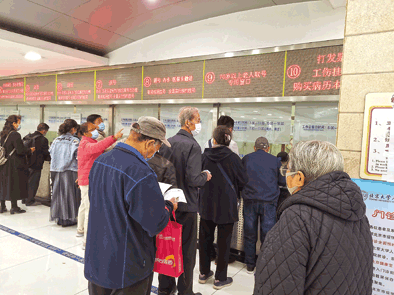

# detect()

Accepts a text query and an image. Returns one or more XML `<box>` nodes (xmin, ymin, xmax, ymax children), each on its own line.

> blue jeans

<box><xmin>243</xmin><ymin>201</ymin><xmax>277</xmax><ymax>268</ymax></box>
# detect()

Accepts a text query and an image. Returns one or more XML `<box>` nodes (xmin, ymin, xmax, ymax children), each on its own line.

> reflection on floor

<box><xmin>0</xmin><ymin>203</ymin><xmax>255</xmax><ymax>295</ymax></box>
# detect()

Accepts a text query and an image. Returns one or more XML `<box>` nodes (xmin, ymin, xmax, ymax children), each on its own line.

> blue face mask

<box><xmin>91</xmin><ymin>129</ymin><xmax>99</xmax><ymax>140</ymax></box>
<box><xmin>16</xmin><ymin>125</ymin><xmax>21</xmax><ymax>131</ymax></box>
<box><xmin>98</xmin><ymin>122</ymin><xmax>105</xmax><ymax>131</ymax></box>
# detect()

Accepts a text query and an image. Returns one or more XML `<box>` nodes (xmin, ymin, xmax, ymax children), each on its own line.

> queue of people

<box><xmin>0</xmin><ymin>107</ymin><xmax>373</xmax><ymax>295</ymax></box>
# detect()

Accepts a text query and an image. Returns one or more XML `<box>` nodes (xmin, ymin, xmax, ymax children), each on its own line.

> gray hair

<box><xmin>178</xmin><ymin>106</ymin><xmax>199</xmax><ymax>127</ymax></box>
<box><xmin>288</xmin><ymin>140</ymin><xmax>344</xmax><ymax>184</ymax></box>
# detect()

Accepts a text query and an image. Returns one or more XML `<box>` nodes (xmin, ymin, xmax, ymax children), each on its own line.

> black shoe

<box><xmin>229</xmin><ymin>255</ymin><xmax>237</xmax><ymax>264</ymax></box>
<box><xmin>213</xmin><ymin>277</ymin><xmax>233</xmax><ymax>290</ymax></box>
<box><xmin>62</xmin><ymin>222</ymin><xmax>77</xmax><ymax>228</ymax></box>
<box><xmin>10</xmin><ymin>208</ymin><xmax>26</xmax><ymax>214</ymax></box>
<box><xmin>158</xmin><ymin>285</ymin><xmax>177</xmax><ymax>295</ymax></box>
<box><xmin>199</xmin><ymin>270</ymin><xmax>214</xmax><ymax>284</ymax></box>
<box><xmin>0</xmin><ymin>207</ymin><xmax>7</xmax><ymax>213</ymax></box>
<box><xmin>246</xmin><ymin>265</ymin><xmax>255</xmax><ymax>274</ymax></box>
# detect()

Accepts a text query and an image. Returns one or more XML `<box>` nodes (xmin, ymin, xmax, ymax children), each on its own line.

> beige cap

<box><xmin>131</xmin><ymin>116</ymin><xmax>171</xmax><ymax>147</ymax></box>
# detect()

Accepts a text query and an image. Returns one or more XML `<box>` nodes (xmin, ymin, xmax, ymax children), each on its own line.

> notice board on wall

<box><xmin>203</xmin><ymin>52</ymin><xmax>285</xmax><ymax>98</ymax></box>
<box><xmin>353</xmin><ymin>178</ymin><xmax>394</xmax><ymax>295</ymax></box>
<box><xmin>25</xmin><ymin>75</ymin><xmax>56</xmax><ymax>101</ymax></box>
<box><xmin>142</xmin><ymin>61</ymin><xmax>204</xmax><ymax>100</ymax></box>
<box><xmin>57</xmin><ymin>72</ymin><xmax>94</xmax><ymax>101</ymax></box>
<box><xmin>0</xmin><ymin>78</ymin><xmax>24</xmax><ymax>102</ymax></box>
<box><xmin>96</xmin><ymin>67</ymin><xmax>141</xmax><ymax>100</ymax></box>
<box><xmin>360</xmin><ymin>93</ymin><xmax>394</xmax><ymax>181</ymax></box>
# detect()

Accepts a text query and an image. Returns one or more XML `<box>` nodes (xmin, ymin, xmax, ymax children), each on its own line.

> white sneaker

<box><xmin>76</xmin><ymin>231</ymin><xmax>84</xmax><ymax>237</ymax></box>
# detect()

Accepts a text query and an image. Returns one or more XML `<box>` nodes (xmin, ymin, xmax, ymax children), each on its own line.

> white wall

<box><xmin>108</xmin><ymin>1</ymin><xmax>346</xmax><ymax>65</ymax></box>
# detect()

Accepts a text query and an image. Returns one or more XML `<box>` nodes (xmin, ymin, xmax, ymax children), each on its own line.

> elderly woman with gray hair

<box><xmin>253</xmin><ymin>141</ymin><xmax>373</xmax><ymax>295</ymax></box>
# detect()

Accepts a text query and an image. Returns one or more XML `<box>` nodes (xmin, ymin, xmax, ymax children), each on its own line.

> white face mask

<box><xmin>286</xmin><ymin>171</ymin><xmax>299</xmax><ymax>195</ymax></box>
<box><xmin>191</xmin><ymin>123</ymin><xmax>202</xmax><ymax>137</ymax></box>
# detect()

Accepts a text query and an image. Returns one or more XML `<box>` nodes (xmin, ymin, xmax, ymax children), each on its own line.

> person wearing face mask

<box><xmin>254</xmin><ymin>141</ymin><xmax>373</xmax><ymax>295</ymax></box>
<box><xmin>87</xmin><ymin>114</ymin><xmax>117</xmax><ymax>153</ymax></box>
<box><xmin>84</xmin><ymin>116</ymin><xmax>177</xmax><ymax>295</ymax></box>
<box><xmin>158</xmin><ymin>106</ymin><xmax>212</xmax><ymax>295</ymax></box>
<box><xmin>0</xmin><ymin>115</ymin><xmax>35</xmax><ymax>214</ymax></box>
<box><xmin>23</xmin><ymin>123</ymin><xmax>51</xmax><ymax>206</ymax></box>
<box><xmin>241</xmin><ymin>137</ymin><xmax>286</xmax><ymax>274</ymax></box>
<box><xmin>49</xmin><ymin>119</ymin><xmax>81</xmax><ymax>227</ymax></box>
<box><xmin>76</xmin><ymin>122</ymin><xmax>123</xmax><ymax>249</ymax></box>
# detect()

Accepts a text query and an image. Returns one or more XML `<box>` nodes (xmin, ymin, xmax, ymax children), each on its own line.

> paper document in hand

<box><xmin>164</xmin><ymin>189</ymin><xmax>187</xmax><ymax>203</ymax></box>
<box><xmin>158</xmin><ymin>182</ymin><xmax>172</xmax><ymax>195</ymax></box>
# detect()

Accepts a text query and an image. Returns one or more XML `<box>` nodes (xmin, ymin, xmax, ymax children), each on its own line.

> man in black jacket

<box><xmin>25</xmin><ymin>123</ymin><xmax>51</xmax><ymax>206</ymax></box>
<box><xmin>158</xmin><ymin>106</ymin><xmax>212</xmax><ymax>295</ymax></box>
<box><xmin>148</xmin><ymin>153</ymin><xmax>177</xmax><ymax>187</ymax></box>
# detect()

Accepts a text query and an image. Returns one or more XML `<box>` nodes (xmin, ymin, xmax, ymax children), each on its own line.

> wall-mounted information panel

<box><xmin>25</xmin><ymin>75</ymin><xmax>56</xmax><ymax>101</ymax></box>
<box><xmin>0</xmin><ymin>43</ymin><xmax>342</xmax><ymax>104</ymax></box>
<box><xmin>143</xmin><ymin>61</ymin><xmax>204</xmax><ymax>100</ymax></box>
<box><xmin>96</xmin><ymin>67</ymin><xmax>141</xmax><ymax>100</ymax></box>
<box><xmin>0</xmin><ymin>78</ymin><xmax>24</xmax><ymax>102</ymax></box>
<box><xmin>284</xmin><ymin>45</ymin><xmax>342</xmax><ymax>96</ymax></box>
<box><xmin>204</xmin><ymin>52</ymin><xmax>285</xmax><ymax>98</ymax></box>
<box><xmin>360</xmin><ymin>93</ymin><xmax>394</xmax><ymax>181</ymax></box>
<box><xmin>57</xmin><ymin>72</ymin><xmax>94</xmax><ymax>101</ymax></box>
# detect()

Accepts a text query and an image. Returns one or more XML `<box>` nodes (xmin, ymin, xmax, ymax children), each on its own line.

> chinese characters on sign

<box><xmin>204</xmin><ymin>52</ymin><xmax>285</xmax><ymax>98</ymax></box>
<box><xmin>57</xmin><ymin>72</ymin><xmax>94</xmax><ymax>101</ymax></box>
<box><xmin>366</xmin><ymin>108</ymin><xmax>392</xmax><ymax>176</ymax></box>
<box><xmin>25</xmin><ymin>76</ymin><xmax>56</xmax><ymax>101</ymax></box>
<box><xmin>96</xmin><ymin>67</ymin><xmax>141</xmax><ymax>100</ymax></box>
<box><xmin>0</xmin><ymin>78</ymin><xmax>24</xmax><ymax>101</ymax></box>
<box><xmin>284</xmin><ymin>45</ymin><xmax>343</xmax><ymax>96</ymax></box>
<box><xmin>143</xmin><ymin>61</ymin><xmax>203</xmax><ymax>100</ymax></box>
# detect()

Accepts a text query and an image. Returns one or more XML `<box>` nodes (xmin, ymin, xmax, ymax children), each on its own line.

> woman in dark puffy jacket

<box><xmin>0</xmin><ymin>115</ymin><xmax>35</xmax><ymax>214</ymax></box>
<box><xmin>254</xmin><ymin>140</ymin><xmax>373</xmax><ymax>295</ymax></box>
<box><xmin>198</xmin><ymin>126</ymin><xmax>248</xmax><ymax>290</ymax></box>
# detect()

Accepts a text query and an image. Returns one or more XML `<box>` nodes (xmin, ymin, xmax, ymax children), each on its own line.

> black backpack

<box><xmin>23</xmin><ymin>133</ymin><xmax>41</xmax><ymax>168</ymax></box>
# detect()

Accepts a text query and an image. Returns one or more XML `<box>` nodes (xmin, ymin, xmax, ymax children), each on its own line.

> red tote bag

<box><xmin>154</xmin><ymin>212</ymin><xmax>184</xmax><ymax>278</ymax></box>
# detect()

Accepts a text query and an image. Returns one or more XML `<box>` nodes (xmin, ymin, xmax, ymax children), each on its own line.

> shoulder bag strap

<box><xmin>217</xmin><ymin>162</ymin><xmax>237</xmax><ymax>196</ymax></box>
<box><xmin>1</xmin><ymin>131</ymin><xmax>14</xmax><ymax>147</ymax></box>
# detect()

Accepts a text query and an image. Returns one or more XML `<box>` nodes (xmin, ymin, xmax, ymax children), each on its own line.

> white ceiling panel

<box><xmin>41</xmin><ymin>15</ymin><xmax>134</xmax><ymax>52</ymax></box>
<box><xmin>0</xmin><ymin>37</ymin><xmax>107</xmax><ymax>77</ymax></box>
<box><xmin>0</xmin><ymin>0</ymin><xmax>62</xmax><ymax>27</ymax></box>
<box><xmin>67</xmin><ymin>0</ymin><xmax>184</xmax><ymax>31</ymax></box>
<box><xmin>26</xmin><ymin>0</ymin><xmax>91</xmax><ymax>13</ymax></box>
<box><xmin>108</xmin><ymin>0</ymin><xmax>276</xmax><ymax>40</ymax></box>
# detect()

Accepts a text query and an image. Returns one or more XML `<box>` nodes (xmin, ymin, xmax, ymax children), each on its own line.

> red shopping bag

<box><xmin>153</xmin><ymin>212</ymin><xmax>184</xmax><ymax>278</ymax></box>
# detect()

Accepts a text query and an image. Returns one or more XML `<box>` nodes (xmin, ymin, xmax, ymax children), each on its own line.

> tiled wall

<box><xmin>338</xmin><ymin>0</ymin><xmax>394</xmax><ymax>178</ymax></box>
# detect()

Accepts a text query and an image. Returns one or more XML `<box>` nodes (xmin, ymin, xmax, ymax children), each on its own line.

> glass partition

<box><xmin>43</xmin><ymin>105</ymin><xmax>111</xmax><ymax>144</ymax></box>
<box><xmin>19</xmin><ymin>106</ymin><xmax>41</xmax><ymax>138</ymax></box>
<box><xmin>294</xmin><ymin>102</ymin><xmax>338</xmax><ymax>144</ymax></box>
<box><xmin>159</xmin><ymin>104</ymin><xmax>216</xmax><ymax>150</ymax></box>
<box><xmin>219</xmin><ymin>103</ymin><xmax>292</xmax><ymax>158</ymax></box>
<box><xmin>114</xmin><ymin>105</ymin><xmax>159</xmax><ymax>139</ymax></box>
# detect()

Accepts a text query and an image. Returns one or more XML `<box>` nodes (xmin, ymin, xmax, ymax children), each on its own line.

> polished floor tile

<box><xmin>0</xmin><ymin>204</ymin><xmax>256</xmax><ymax>295</ymax></box>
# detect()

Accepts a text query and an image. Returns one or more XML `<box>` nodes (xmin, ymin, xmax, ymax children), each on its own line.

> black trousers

<box><xmin>1</xmin><ymin>200</ymin><xmax>18</xmax><ymax>209</ymax></box>
<box><xmin>199</xmin><ymin>219</ymin><xmax>234</xmax><ymax>282</ymax></box>
<box><xmin>27</xmin><ymin>168</ymin><xmax>42</xmax><ymax>204</ymax></box>
<box><xmin>158</xmin><ymin>211</ymin><xmax>197</xmax><ymax>295</ymax></box>
<box><xmin>88</xmin><ymin>273</ymin><xmax>153</xmax><ymax>295</ymax></box>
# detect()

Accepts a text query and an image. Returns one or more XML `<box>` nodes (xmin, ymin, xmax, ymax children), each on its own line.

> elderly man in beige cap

<box><xmin>84</xmin><ymin>116</ymin><xmax>178</xmax><ymax>295</ymax></box>
<box><xmin>241</xmin><ymin>136</ymin><xmax>286</xmax><ymax>274</ymax></box>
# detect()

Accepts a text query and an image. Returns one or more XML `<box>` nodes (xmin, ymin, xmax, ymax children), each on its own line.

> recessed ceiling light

<box><xmin>253</xmin><ymin>118</ymin><xmax>256</xmax><ymax>119</ymax></box>
<box><xmin>240</xmin><ymin>116</ymin><xmax>245</xmax><ymax>118</ymax></box>
<box><xmin>252</xmin><ymin>49</ymin><xmax>260</xmax><ymax>55</ymax></box>
<box><xmin>279</xmin><ymin>117</ymin><xmax>283</xmax><ymax>118</ymax></box>
<box><xmin>268</xmin><ymin>114</ymin><xmax>272</xmax><ymax>116</ymax></box>
<box><xmin>224</xmin><ymin>52</ymin><xmax>234</xmax><ymax>57</ymax></box>
<box><xmin>253</xmin><ymin>111</ymin><xmax>258</xmax><ymax>113</ymax></box>
<box><xmin>25</xmin><ymin>52</ymin><xmax>41</xmax><ymax>61</ymax></box>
